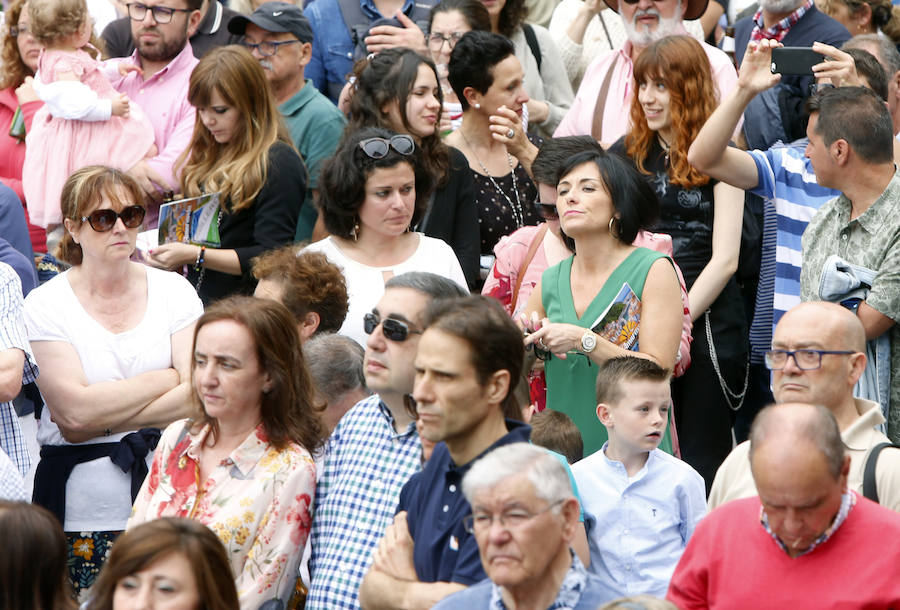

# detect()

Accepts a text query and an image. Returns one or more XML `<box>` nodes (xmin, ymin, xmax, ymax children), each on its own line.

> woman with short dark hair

<box><xmin>522</xmin><ymin>148</ymin><xmax>683</xmax><ymax>458</ymax></box>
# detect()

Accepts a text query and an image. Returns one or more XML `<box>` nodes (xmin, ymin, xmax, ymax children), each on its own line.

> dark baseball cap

<box><xmin>228</xmin><ymin>1</ymin><xmax>314</xmax><ymax>44</ymax></box>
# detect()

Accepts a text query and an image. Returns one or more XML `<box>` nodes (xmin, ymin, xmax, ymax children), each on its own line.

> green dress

<box><xmin>542</xmin><ymin>248</ymin><xmax>674</xmax><ymax>458</ymax></box>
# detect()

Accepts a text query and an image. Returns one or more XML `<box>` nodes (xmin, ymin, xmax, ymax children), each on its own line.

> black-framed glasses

<box><xmin>126</xmin><ymin>3</ymin><xmax>194</xmax><ymax>23</ymax></box>
<box><xmin>363</xmin><ymin>312</ymin><xmax>422</xmax><ymax>342</ymax></box>
<box><xmin>764</xmin><ymin>349</ymin><xmax>856</xmax><ymax>371</ymax></box>
<box><xmin>535</xmin><ymin>201</ymin><xmax>558</xmax><ymax>220</ymax></box>
<box><xmin>81</xmin><ymin>205</ymin><xmax>146</xmax><ymax>232</ymax></box>
<box><xmin>9</xmin><ymin>24</ymin><xmax>29</xmax><ymax>37</ymax></box>
<box><xmin>359</xmin><ymin>135</ymin><xmax>415</xmax><ymax>159</ymax></box>
<box><xmin>463</xmin><ymin>500</ymin><xmax>564</xmax><ymax>534</ymax></box>
<box><xmin>427</xmin><ymin>31</ymin><xmax>465</xmax><ymax>49</ymax></box>
<box><xmin>241</xmin><ymin>39</ymin><xmax>302</xmax><ymax>57</ymax></box>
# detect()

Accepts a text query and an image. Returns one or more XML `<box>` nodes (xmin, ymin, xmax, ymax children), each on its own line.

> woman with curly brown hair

<box><xmin>610</xmin><ymin>34</ymin><xmax>748</xmax><ymax>490</ymax></box>
<box><xmin>148</xmin><ymin>45</ymin><xmax>306</xmax><ymax>305</ymax></box>
<box><xmin>0</xmin><ymin>0</ymin><xmax>47</xmax><ymax>252</ymax></box>
<box><xmin>128</xmin><ymin>296</ymin><xmax>326</xmax><ymax>609</ymax></box>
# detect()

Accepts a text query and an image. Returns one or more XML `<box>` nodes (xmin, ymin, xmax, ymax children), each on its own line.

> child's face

<box><xmin>600</xmin><ymin>378</ymin><xmax>671</xmax><ymax>454</ymax></box>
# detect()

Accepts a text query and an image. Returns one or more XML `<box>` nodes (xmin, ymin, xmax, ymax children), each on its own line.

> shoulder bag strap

<box><xmin>510</xmin><ymin>223</ymin><xmax>549</xmax><ymax>314</ymax></box>
<box><xmin>522</xmin><ymin>23</ymin><xmax>542</xmax><ymax>73</ymax></box>
<box><xmin>863</xmin><ymin>441</ymin><xmax>900</xmax><ymax>503</ymax></box>
<box><xmin>591</xmin><ymin>53</ymin><xmax>619</xmax><ymax>142</ymax></box>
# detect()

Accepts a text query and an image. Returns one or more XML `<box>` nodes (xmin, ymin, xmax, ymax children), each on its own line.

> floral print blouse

<box><xmin>128</xmin><ymin>419</ymin><xmax>316</xmax><ymax>609</ymax></box>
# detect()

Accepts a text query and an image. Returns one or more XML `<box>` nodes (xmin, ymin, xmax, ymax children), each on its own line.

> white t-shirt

<box><xmin>23</xmin><ymin>266</ymin><xmax>202</xmax><ymax>531</ymax></box>
<box><xmin>304</xmin><ymin>234</ymin><xmax>468</xmax><ymax>346</ymax></box>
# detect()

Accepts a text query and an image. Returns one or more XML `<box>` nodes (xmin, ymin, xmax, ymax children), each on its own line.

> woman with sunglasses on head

<box><xmin>347</xmin><ymin>48</ymin><xmax>479</xmax><ymax>287</ymax></box>
<box><xmin>128</xmin><ymin>297</ymin><xmax>325</xmax><ymax>609</ymax></box>
<box><xmin>148</xmin><ymin>45</ymin><xmax>306</xmax><ymax>305</ymax></box>
<box><xmin>609</xmin><ymin>35</ymin><xmax>747</xmax><ymax>488</ymax></box>
<box><xmin>304</xmin><ymin>126</ymin><xmax>467</xmax><ymax>347</ymax></box>
<box><xmin>22</xmin><ymin>165</ymin><xmax>203</xmax><ymax>597</ymax></box>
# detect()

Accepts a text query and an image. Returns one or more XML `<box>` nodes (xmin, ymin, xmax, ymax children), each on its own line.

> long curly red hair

<box><xmin>626</xmin><ymin>35</ymin><xmax>718</xmax><ymax>188</ymax></box>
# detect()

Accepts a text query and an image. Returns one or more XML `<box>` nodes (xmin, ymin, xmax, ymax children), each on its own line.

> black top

<box><xmin>188</xmin><ymin>141</ymin><xmax>307</xmax><ymax>305</ymax></box>
<box><xmin>101</xmin><ymin>0</ymin><xmax>242</xmax><ymax>59</ymax></box>
<box><xmin>470</xmin><ymin>160</ymin><xmax>540</xmax><ymax>257</ymax></box>
<box><xmin>419</xmin><ymin>147</ymin><xmax>480</xmax><ymax>289</ymax></box>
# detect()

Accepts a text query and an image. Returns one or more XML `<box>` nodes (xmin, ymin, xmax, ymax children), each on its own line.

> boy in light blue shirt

<box><xmin>572</xmin><ymin>356</ymin><xmax>706</xmax><ymax>598</ymax></box>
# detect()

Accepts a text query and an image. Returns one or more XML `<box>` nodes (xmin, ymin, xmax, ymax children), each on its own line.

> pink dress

<box><xmin>23</xmin><ymin>49</ymin><xmax>155</xmax><ymax>227</ymax></box>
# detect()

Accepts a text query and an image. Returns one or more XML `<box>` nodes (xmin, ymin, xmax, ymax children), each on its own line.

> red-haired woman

<box><xmin>610</xmin><ymin>35</ymin><xmax>747</xmax><ymax>490</ymax></box>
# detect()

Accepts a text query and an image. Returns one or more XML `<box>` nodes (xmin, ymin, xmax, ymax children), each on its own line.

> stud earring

<box><xmin>474</xmin><ymin>102</ymin><xmax>481</xmax><ymax>109</ymax></box>
<box><xmin>351</xmin><ymin>221</ymin><xmax>360</xmax><ymax>241</ymax></box>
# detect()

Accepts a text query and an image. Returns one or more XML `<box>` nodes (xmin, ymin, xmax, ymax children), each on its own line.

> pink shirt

<box><xmin>553</xmin><ymin>39</ymin><xmax>738</xmax><ymax>145</ymax></box>
<box><xmin>109</xmin><ymin>43</ymin><xmax>198</xmax><ymax>220</ymax></box>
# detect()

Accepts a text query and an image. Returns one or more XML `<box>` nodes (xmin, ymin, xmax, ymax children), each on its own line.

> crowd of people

<box><xmin>2</xmin><ymin>0</ymin><xmax>900</xmax><ymax>605</ymax></box>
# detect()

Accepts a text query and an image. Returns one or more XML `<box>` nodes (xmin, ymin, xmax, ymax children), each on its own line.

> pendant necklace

<box><xmin>460</xmin><ymin>129</ymin><xmax>525</xmax><ymax>228</ymax></box>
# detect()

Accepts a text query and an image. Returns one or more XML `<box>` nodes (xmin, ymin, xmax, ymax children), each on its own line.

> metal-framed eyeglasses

<box><xmin>427</xmin><ymin>31</ymin><xmax>465</xmax><ymax>50</ymax></box>
<box><xmin>763</xmin><ymin>349</ymin><xmax>856</xmax><ymax>371</ymax></box>
<box><xmin>9</xmin><ymin>24</ymin><xmax>29</xmax><ymax>37</ymax></box>
<box><xmin>241</xmin><ymin>39</ymin><xmax>302</xmax><ymax>57</ymax></box>
<box><xmin>463</xmin><ymin>500</ymin><xmax>565</xmax><ymax>534</ymax></box>
<box><xmin>363</xmin><ymin>312</ymin><xmax>422</xmax><ymax>342</ymax></box>
<box><xmin>126</xmin><ymin>3</ymin><xmax>194</xmax><ymax>24</ymax></box>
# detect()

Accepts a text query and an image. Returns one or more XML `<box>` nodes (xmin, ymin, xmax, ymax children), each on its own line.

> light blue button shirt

<box><xmin>572</xmin><ymin>444</ymin><xmax>707</xmax><ymax>598</ymax></box>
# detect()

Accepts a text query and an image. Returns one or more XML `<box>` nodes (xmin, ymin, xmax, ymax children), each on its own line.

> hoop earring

<box><xmin>608</xmin><ymin>217</ymin><xmax>619</xmax><ymax>239</ymax></box>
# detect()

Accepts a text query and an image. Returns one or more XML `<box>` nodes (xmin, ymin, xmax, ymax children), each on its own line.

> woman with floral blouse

<box><xmin>128</xmin><ymin>296</ymin><xmax>327</xmax><ymax>609</ymax></box>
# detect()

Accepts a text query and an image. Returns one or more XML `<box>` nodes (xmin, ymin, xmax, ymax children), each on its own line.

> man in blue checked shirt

<box><xmin>359</xmin><ymin>295</ymin><xmax>532</xmax><ymax>609</ymax></box>
<box><xmin>306</xmin><ymin>272</ymin><xmax>466</xmax><ymax>609</ymax></box>
<box><xmin>0</xmin><ymin>262</ymin><xmax>38</xmax><ymax>482</ymax></box>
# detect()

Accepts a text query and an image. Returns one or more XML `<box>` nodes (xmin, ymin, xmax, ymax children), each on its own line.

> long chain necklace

<box><xmin>460</xmin><ymin>129</ymin><xmax>525</xmax><ymax>229</ymax></box>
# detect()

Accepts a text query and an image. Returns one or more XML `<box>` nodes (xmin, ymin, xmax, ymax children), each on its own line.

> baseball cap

<box><xmin>228</xmin><ymin>1</ymin><xmax>314</xmax><ymax>44</ymax></box>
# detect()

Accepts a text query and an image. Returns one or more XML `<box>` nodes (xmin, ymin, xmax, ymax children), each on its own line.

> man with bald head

<box><xmin>668</xmin><ymin>403</ymin><xmax>900</xmax><ymax>608</ymax></box>
<box><xmin>709</xmin><ymin>301</ymin><xmax>900</xmax><ymax>511</ymax></box>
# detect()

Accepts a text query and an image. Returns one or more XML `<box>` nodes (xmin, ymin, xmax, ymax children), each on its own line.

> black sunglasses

<box><xmin>358</xmin><ymin>135</ymin><xmax>415</xmax><ymax>159</ymax></box>
<box><xmin>363</xmin><ymin>312</ymin><xmax>422</xmax><ymax>342</ymax></box>
<box><xmin>535</xmin><ymin>201</ymin><xmax>558</xmax><ymax>220</ymax></box>
<box><xmin>81</xmin><ymin>205</ymin><xmax>146</xmax><ymax>232</ymax></box>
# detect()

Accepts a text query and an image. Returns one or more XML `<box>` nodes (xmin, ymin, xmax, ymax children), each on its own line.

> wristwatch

<box><xmin>580</xmin><ymin>331</ymin><xmax>597</xmax><ymax>354</ymax></box>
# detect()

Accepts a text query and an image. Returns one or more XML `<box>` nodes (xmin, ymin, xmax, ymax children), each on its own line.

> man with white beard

<box><xmin>553</xmin><ymin>0</ymin><xmax>736</xmax><ymax>144</ymax></box>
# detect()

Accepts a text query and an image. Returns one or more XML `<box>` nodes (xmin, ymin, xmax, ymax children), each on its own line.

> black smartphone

<box><xmin>771</xmin><ymin>47</ymin><xmax>826</xmax><ymax>75</ymax></box>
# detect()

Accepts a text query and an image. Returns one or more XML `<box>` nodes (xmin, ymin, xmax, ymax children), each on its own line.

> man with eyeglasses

<box><xmin>359</xmin><ymin>295</ymin><xmax>532</xmax><ymax>609</ymax></box>
<box><xmin>102</xmin><ymin>0</ymin><xmax>240</xmax><ymax>59</ymax></box>
<box><xmin>228</xmin><ymin>2</ymin><xmax>346</xmax><ymax>242</ymax></box>
<box><xmin>553</xmin><ymin>0</ymin><xmax>736</xmax><ymax>145</ymax></box>
<box><xmin>431</xmin><ymin>443</ymin><xmax>615</xmax><ymax>609</ymax></box>
<box><xmin>103</xmin><ymin>0</ymin><xmax>222</xmax><ymax>222</ymax></box>
<box><xmin>709</xmin><ymin>301</ymin><xmax>900</xmax><ymax>512</ymax></box>
<box><xmin>306</xmin><ymin>272</ymin><xmax>466</xmax><ymax>610</ymax></box>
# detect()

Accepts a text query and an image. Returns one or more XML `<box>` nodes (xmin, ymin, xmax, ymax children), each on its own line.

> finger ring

<box><xmin>539</xmin><ymin>338</ymin><xmax>548</xmax><ymax>350</ymax></box>
<box><xmin>506</xmin><ymin>128</ymin><xmax>515</xmax><ymax>139</ymax></box>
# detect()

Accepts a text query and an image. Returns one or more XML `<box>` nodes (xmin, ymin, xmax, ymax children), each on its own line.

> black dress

<box><xmin>611</xmin><ymin>137</ymin><xmax>749</xmax><ymax>490</ymax></box>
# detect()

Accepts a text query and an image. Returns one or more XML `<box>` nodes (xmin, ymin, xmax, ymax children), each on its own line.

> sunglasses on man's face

<box><xmin>81</xmin><ymin>205</ymin><xmax>146</xmax><ymax>232</ymax></box>
<box><xmin>363</xmin><ymin>312</ymin><xmax>422</xmax><ymax>342</ymax></box>
<box><xmin>358</xmin><ymin>135</ymin><xmax>416</xmax><ymax>159</ymax></box>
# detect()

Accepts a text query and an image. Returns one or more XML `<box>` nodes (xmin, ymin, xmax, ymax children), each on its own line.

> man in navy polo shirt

<box><xmin>359</xmin><ymin>295</ymin><xmax>531</xmax><ymax>608</ymax></box>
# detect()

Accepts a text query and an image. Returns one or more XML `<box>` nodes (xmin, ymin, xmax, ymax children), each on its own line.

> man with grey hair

<box><xmin>554</xmin><ymin>0</ymin><xmax>736</xmax><ymax>143</ymax></box>
<box><xmin>302</xmin><ymin>333</ymin><xmax>371</xmax><ymax>432</ymax></box>
<box><xmin>668</xmin><ymin>403</ymin><xmax>900</xmax><ymax>608</ymax></box>
<box><xmin>433</xmin><ymin>443</ymin><xmax>615</xmax><ymax>609</ymax></box>
<box><xmin>306</xmin><ymin>272</ymin><xmax>467</xmax><ymax>610</ymax></box>
<box><xmin>844</xmin><ymin>33</ymin><xmax>900</xmax><ymax>135</ymax></box>
<box><xmin>709</xmin><ymin>301</ymin><xmax>900</xmax><ymax>511</ymax></box>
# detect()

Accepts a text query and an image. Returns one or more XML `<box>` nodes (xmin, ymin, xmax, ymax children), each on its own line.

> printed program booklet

<box><xmin>587</xmin><ymin>282</ymin><xmax>641</xmax><ymax>350</ymax></box>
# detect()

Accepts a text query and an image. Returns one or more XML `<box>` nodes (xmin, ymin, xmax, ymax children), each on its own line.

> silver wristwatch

<box><xmin>580</xmin><ymin>331</ymin><xmax>597</xmax><ymax>354</ymax></box>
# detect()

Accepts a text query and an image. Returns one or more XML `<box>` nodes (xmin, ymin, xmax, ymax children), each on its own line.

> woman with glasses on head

<box><xmin>148</xmin><ymin>45</ymin><xmax>306</xmax><ymax>305</ymax></box>
<box><xmin>609</xmin><ymin>35</ymin><xmax>747</xmax><ymax>489</ymax></box>
<box><xmin>22</xmin><ymin>166</ymin><xmax>203</xmax><ymax>598</ymax></box>
<box><xmin>426</xmin><ymin>0</ymin><xmax>491</xmax><ymax>136</ymax></box>
<box><xmin>304</xmin><ymin>126</ymin><xmax>467</xmax><ymax>346</ymax></box>
<box><xmin>347</xmin><ymin>47</ymin><xmax>479</xmax><ymax>287</ymax></box>
<box><xmin>128</xmin><ymin>297</ymin><xmax>325</xmax><ymax>609</ymax></box>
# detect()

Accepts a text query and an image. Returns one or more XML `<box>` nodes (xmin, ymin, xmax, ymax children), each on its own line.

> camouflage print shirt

<box><xmin>800</xmin><ymin>169</ymin><xmax>900</xmax><ymax>441</ymax></box>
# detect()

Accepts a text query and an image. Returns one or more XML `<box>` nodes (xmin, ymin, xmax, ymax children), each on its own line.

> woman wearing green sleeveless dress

<box><xmin>522</xmin><ymin>149</ymin><xmax>683</xmax><ymax>458</ymax></box>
